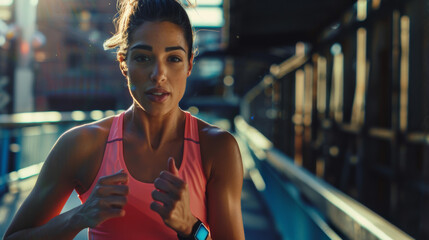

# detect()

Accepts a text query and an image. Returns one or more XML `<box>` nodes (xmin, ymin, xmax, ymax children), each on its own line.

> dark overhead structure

<box><xmin>226</xmin><ymin>0</ymin><xmax>355</xmax><ymax>51</ymax></box>
<box><xmin>232</xmin><ymin>0</ymin><xmax>429</xmax><ymax>238</ymax></box>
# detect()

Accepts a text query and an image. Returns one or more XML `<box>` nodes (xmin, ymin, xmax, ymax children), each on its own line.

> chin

<box><xmin>134</xmin><ymin>104</ymin><xmax>177</xmax><ymax>117</ymax></box>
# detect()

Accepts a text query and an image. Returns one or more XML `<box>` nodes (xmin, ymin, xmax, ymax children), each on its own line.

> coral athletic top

<box><xmin>78</xmin><ymin>111</ymin><xmax>208</xmax><ymax>240</ymax></box>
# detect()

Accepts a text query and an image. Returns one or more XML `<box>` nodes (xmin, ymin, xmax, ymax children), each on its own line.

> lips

<box><xmin>145</xmin><ymin>88</ymin><xmax>169</xmax><ymax>94</ymax></box>
<box><xmin>145</xmin><ymin>88</ymin><xmax>170</xmax><ymax>103</ymax></box>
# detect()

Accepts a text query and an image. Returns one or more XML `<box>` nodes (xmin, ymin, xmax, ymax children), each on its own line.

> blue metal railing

<box><xmin>235</xmin><ymin>115</ymin><xmax>414</xmax><ymax>240</ymax></box>
<box><xmin>0</xmin><ymin>129</ymin><xmax>10</xmax><ymax>194</ymax></box>
<box><xmin>235</xmin><ymin>116</ymin><xmax>341</xmax><ymax>240</ymax></box>
<box><xmin>0</xmin><ymin>110</ymin><xmax>124</xmax><ymax>193</ymax></box>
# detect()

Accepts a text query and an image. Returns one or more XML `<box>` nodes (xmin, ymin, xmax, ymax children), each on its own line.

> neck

<box><xmin>126</xmin><ymin>104</ymin><xmax>185</xmax><ymax>151</ymax></box>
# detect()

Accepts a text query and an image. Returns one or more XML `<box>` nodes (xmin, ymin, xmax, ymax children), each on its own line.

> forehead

<box><xmin>129</xmin><ymin>21</ymin><xmax>188</xmax><ymax>52</ymax></box>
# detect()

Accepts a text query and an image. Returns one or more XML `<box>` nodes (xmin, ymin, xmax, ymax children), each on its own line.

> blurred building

<box><xmin>34</xmin><ymin>0</ymin><xmax>129</xmax><ymax>111</ymax></box>
<box><xmin>33</xmin><ymin>0</ymin><xmax>228</xmax><ymax>112</ymax></box>
<box><xmin>0</xmin><ymin>1</ymin><xmax>15</xmax><ymax>114</ymax></box>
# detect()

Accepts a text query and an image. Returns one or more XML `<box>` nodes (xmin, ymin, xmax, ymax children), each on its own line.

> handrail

<box><xmin>242</xmin><ymin>54</ymin><xmax>308</xmax><ymax>104</ymax></box>
<box><xmin>235</xmin><ymin>115</ymin><xmax>414</xmax><ymax>240</ymax></box>
<box><xmin>240</xmin><ymin>54</ymin><xmax>308</xmax><ymax>119</ymax></box>
<box><xmin>0</xmin><ymin>110</ymin><xmax>125</xmax><ymax>193</ymax></box>
<box><xmin>0</xmin><ymin>110</ymin><xmax>125</xmax><ymax>127</ymax></box>
<box><xmin>0</xmin><ymin>162</ymin><xmax>44</xmax><ymax>191</ymax></box>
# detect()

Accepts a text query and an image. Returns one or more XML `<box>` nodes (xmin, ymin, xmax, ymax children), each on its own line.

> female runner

<box><xmin>4</xmin><ymin>0</ymin><xmax>244</xmax><ymax>239</ymax></box>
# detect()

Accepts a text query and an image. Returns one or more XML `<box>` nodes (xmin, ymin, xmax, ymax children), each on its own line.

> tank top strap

<box><xmin>181</xmin><ymin>112</ymin><xmax>207</xmax><ymax>226</ymax></box>
<box><xmin>184</xmin><ymin>111</ymin><xmax>200</xmax><ymax>143</ymax></box>
<box><xmin>107</xmin><ymin>112</ymin><xmax>124</xmax><ymax>142</ymax></box>
<box><xmin>78</xmin><ymin>112</ymin><xmax>124</xmax><ymax>202</ymax></box>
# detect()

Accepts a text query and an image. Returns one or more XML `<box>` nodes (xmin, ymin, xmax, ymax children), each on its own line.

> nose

<box><xmin>150</xmin><ymin>60</ymin><xmax>167</xmax><ymax>83</ymax></box>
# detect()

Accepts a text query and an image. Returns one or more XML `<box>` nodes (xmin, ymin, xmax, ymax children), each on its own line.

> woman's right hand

<box><xmin>75</xmin><ymin>170</ymin><xmax>129</xmax><ymax>228</ymax></box>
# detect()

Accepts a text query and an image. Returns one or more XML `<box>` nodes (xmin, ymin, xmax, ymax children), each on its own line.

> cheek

<box><xmin>128</xmin><ymin>66</ymin><xmax>142</xmax><ymax>78</ymax></box>
<box><xmin>127</xmin><ymin>67</ymin><xmax>150</xmax><ymax>87</ymax></box>
<box><xmin>177</xmin><ymin>79</ymin><xmax>187</xmax><ymax>97</ymax></box>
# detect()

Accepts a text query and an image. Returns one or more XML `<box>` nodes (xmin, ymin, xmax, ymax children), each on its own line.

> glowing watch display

<box><xmin>194</xmin><ymin>223</ymin><xmax>209</xmax><ymax>240</ymax></box>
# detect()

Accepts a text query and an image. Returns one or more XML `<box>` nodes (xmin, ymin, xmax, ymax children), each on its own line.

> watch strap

<box><xmin>177</xmin><ymin>219</ymin><xmax>208</xmax><ymax>240</ymax></box>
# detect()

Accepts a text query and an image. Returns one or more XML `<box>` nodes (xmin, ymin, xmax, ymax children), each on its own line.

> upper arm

<box><xmin>5</xmin><ymin>125</ymin><xmax>100</xmax><ymax>237</ymax></box>
<box><xmin>201</xmin><ymin>128</ymin><xmax>245</xmax><ymax>240</ymax></box>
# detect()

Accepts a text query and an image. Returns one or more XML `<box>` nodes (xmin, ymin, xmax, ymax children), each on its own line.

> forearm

<box><xmin>4</xmin><ymin>206</ymin><xmax>86</xmax><ymax>240</ymax></box>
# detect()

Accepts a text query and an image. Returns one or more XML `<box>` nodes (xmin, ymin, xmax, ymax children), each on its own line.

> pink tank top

<box><xmin>78</xmin><ymin>112</ymin><xmax>208</xmax><ymax>240</ymax></box>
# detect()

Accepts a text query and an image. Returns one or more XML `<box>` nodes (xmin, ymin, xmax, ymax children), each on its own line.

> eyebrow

<box><xmin>130</xmin><ymin>44</ymin><xmax>152</xmax><ymax>51</ymax></box>
<box><xmin>129</xmin><ymin>44</ymin><xmax>186</xmax><ymax>53</ymax></box>
<box><xmin>165</xmin><ymin>46</ymin><xmax>186</xmax><ymax>53</ymax></box>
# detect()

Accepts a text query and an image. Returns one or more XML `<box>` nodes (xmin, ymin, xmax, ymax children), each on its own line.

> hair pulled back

<box><xmin>104</xmin><ymin>0</ymin><xmax>194</xmax><ymax>60</ymax></box>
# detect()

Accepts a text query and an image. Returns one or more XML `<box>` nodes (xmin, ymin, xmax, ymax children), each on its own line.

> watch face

<box><xmin>195</xmin><ymin>224</ymin><xmax>209</xmax><ymax>240</ymax></box>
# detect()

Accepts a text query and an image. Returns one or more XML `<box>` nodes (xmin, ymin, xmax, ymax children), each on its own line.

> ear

<box><xmin>187</xmin><ymin>54</ymin><xmax>194</xmax><ymax>77</ymax></box>
<box><xmin>118</xmin><ymin>54</ymin><xmax>128</xmax><ymax>77</ymax></box>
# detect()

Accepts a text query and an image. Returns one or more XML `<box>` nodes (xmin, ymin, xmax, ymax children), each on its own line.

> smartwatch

<box><xmin>177</xmin><ymin>219</ymin><xmax>209</xmax><ymax>240</ymax></box>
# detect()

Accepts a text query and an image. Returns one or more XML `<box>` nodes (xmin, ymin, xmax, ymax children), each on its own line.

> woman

<box><xmin>4</xmin><ymin>0</ymin><xmax>245</xmax><ymax>239</ymax></box>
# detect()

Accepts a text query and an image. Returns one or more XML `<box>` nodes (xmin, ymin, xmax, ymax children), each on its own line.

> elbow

<box><xmin>3</xmin><ymin>230</ymin><xmax>11</xmax><ymax>240</ymax></box>
<box><xmin>3</xmin><ymin>232</ymin><xmax>13</xmax><ymax>240</ymax></box>
<box><xmin>3</xmin><ymin>233</ymin><xmax>24</xmax><ymax>240</ymax></box>
<box><xmin>3</xmin><ymin>229</ymin><xmax>19</xmax><ymax>240</ymax></box>
<box><xmin>3</xmin><ymin>234</ymin><xmax>12</xmax><ymax>240</ymax></box>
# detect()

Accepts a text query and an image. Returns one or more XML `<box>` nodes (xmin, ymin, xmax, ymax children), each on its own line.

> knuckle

<box><xmin>122</xmin><ymin>185</ymin><xmax>129</xmax><ymax>195</ymax></box>
<box><xmin>97</xmin><ymin>198</ymin><xmax>106</xmax><ymax>206</ymax></box>
<box><xmin>178</xmin><ymin>182</ymin><xmax>186</xmax><ymax>191</ymax></box>
<box><xmin>166</xmin><ymin>210</ymin><xmax>174</xmax><ymax>220</ymax></box>
<box><xmin>160</xmin><ymin>171</ymin><xmax>167</xmax><ymax>177</ymax></box>
<box><xmin>97</xmin><ymin>176</ymin><xmax>106</xmax><ymax>184</ymax></box>
<box><xmin>115</xmin><ymin>209</ymin><xmax>124</xmax><ymax>216</ymax></box>
<box><xmin>120</xmin><ymin>174</ymin><xmax>128</xmax><ymax>183</ymax></box>
<box><xmin>153</xmin><ymin>178</ymin><xmax>160</xmax><ymax>187</ymax></box>
<box><xmin>92</xmin><ymin>198</ymin><xmax>100</xmax><ymax>206</ymax></box>
<box><xmin>151</xmin><ymin>190</ymin><xmax>158</xmax><ymax>198</ymax></box>
<box><xmin>171</xmin><ymin>193</ymin><xmax>180</xmax><ymax>201</ymax></box>
<box><xmin>171</xmin><ymin>200</ymin><xmax>178</xmax><ymax>209</ymax></box>
<box><xmin>168</xmin><ymin>199</ymin><xmax>176</xmax><ymax>208</ymax></box>
<box><xmin>94</xmin><ymin>185</ymin><xmax>103</xmax><ymax>195</ymax></box>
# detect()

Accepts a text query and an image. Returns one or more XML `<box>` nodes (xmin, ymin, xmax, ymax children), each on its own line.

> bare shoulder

<box><xmin>52</xmin><ymin>116</ymin><xmax>114</xmax><ymax>162</ymax></box>
<box><xmin>198</xmin><ymin>120</ymin><xmax>238</xmax><ymax>148</ymax></box>
<box><xmin>58</xmin><ymin>116</ymin><xmax>114</xmax><ymax>154</ymax></box>
<box><xmin>197</xmin><ymin>118</ymin><xmax>242</xmax><ymax>181</ymax></box>
<box><xmin>44</xmin><ymin>116</ymin><xmax>116</xmax><ymax>191</ymax></box>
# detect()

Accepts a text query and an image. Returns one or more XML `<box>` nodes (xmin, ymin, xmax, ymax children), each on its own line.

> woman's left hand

<box><xmin>150</xmin><ymin>157</ymin><xmax>197</xmax><ymax>236</ymax></box>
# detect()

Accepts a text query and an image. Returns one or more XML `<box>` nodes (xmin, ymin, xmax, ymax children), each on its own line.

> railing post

<box><xmin>0</xmin><ymin>129</ymin><xmax>10</xmax><ymax>194</ymax></box>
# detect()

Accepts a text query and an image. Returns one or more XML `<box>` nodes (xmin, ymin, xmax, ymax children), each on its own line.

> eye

<box><xmin>169</xmin><ymin>56</ymin><xmax>182</xmax><ymax>62</ymax></box>
<box><xmin>134</xmin><ymin>55</ymin><xmax>150</xmax><ymax>62</ymax></box>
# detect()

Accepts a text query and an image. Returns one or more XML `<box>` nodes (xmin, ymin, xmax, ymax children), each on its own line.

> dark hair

<box><xmin>104</xmin><ymin>0</ymin><xmax>194</xmax><ymax>60</ymax></box>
